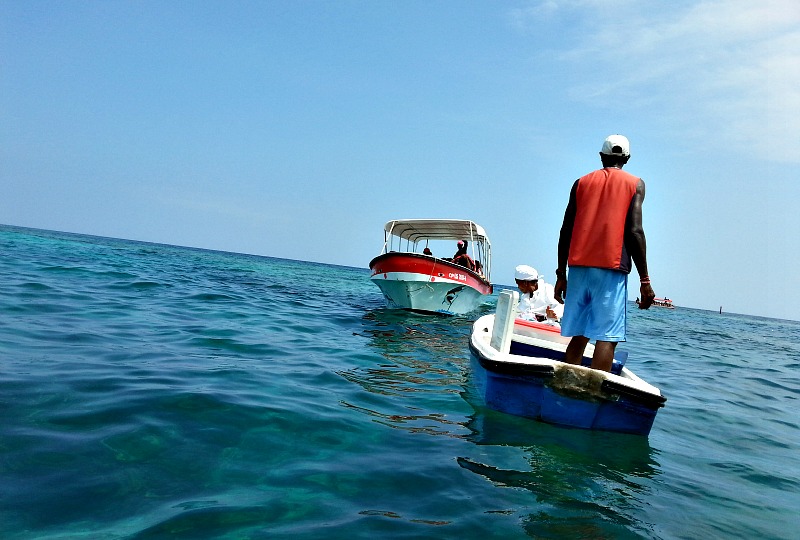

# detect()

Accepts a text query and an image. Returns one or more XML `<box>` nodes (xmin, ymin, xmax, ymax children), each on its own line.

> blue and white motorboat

<box><xmin>469</xmin><ymin>290</ymin><xmax>666</xmax><ymax>436</ymax></box>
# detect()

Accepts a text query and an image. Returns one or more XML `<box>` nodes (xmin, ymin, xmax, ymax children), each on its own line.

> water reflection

<box><xmin>340</xmin><ymin>308</ymin><xmax>474</xmax><ymax>395</ymax></box>
<box><xmin>463</xmin><ymin>403</ymin><xmax>659</xmax><ymax>476</ymax></box>
<box><xmin>337</xmin><ymin>308</ymin><xmax>475</xmax><ymax>436</ymax></box>
<box><xmin>344</xmin><ymin>306</ymin><xmax>665</xmax><ymax>537</ymax></box>
<box><xmin>359</xmin><ymin>308</ymin><xmax>476</xmax><ymax>354</ymax></box>
<box><xmin>461</xmin><ymin>399</ymin><xmax>662</xmax><ymax>538</ymax></box>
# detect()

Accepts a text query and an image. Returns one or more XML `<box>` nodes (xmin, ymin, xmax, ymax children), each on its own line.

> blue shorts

<box><xmin>560</xmin><ymin>267</ymin><xmax>628</xmax><ymax>342</ymax></box>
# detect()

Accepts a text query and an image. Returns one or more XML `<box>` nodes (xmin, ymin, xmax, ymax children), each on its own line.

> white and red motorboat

<box><xmin>369</xmin><ymin>219</ymin><xmax>493</xmax><ymax>315</ymax></box>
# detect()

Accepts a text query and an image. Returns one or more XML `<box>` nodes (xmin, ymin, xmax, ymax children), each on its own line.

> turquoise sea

<box><xmin>1</xmin><ymin>224</ymin><xmax>799</xmax><ymax>539</ymax></box>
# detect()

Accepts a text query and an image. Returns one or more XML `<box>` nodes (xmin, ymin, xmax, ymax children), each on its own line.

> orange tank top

<box><xmin>568</xmin><ymin>168</ymin><xmax>639</xmax><ymax>272</ymax></box>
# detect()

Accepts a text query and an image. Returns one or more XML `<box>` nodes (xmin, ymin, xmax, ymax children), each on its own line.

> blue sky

<box><xmin>2</xmin><ymin>1</ymin><xmax>799</xmax><ymax>320</ymax></box>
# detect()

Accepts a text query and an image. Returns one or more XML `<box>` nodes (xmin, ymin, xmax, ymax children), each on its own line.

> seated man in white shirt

<box><xmin>515</xmin><ymin>265</ymin><xmax>563</xmax><ymax>323</ymax></box>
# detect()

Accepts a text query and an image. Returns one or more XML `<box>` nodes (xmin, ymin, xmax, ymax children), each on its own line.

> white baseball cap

<box><xmin>600</xmin><ymin>134</ymin><xmax>630</xmax><ymax>156</ymax></box>
<box><xmin>514</xmin><ymin>265</ymin><xmax>539</xmax><ymax>281</ymax></box>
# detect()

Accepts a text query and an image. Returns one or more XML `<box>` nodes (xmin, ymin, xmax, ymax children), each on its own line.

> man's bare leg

<box><xmin>565</xmin><ymin>336</ymin><xmax>590</xmax><ymax>365</ymax></box>
<box><xmin>592</xmin><ymin>341</ymin><xmax>618</xmax><ymax>372</ymax></box>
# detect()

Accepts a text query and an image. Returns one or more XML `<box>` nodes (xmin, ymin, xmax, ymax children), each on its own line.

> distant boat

<box><xmin>469</xmin><ymin>290</ymin><xmax>666</xmax><ymax>436</ymax></box>
<box><xmin>369</xmin><ymin>219</ymin><xmax>492</xmax><ymax>315</ymax></box>
<box><xmin>637</xmin><ymin>297</ymin><xmax>675</xmax><ymax>309</ymax></box>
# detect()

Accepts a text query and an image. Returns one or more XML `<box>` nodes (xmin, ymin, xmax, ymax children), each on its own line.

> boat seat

<box><xmin>490</xmin><ymin>289</ymin><xmax>518</xmax><ymax>354</ymax></box>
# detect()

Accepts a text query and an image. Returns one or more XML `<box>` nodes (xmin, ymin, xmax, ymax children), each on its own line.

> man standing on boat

<box><xmin>554</xmin><ymin>134</ymin><xmax>656</xmax><ymax>372</ymax></box>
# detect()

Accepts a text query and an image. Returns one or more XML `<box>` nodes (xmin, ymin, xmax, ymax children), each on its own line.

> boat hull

<box><xmin>469</xmin><ymin>310</ymin><xmax>665</xmax><ymax>435</ymax></box>
<box><xmin>370</xmin><ymin>253</ymin><xmax>492</xmax><ymax>315</ymax></box>
<box><xmin>638</xmin><ymin>298</ymin><xmax>675</xmax><ymax>309</ymax></box>
<box><xmin>469</xmin><ymin>356</ymin><xmax>662</xmax><ymax>435</ymax></box>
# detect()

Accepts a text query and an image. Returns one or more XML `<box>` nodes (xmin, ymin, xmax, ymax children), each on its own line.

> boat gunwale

<box><xmin>369</xmin><ymin>251</ymin><xmax>491</xmax><ymax>288</ymax></box>
<box><xmin>469</xmin><ymin>340</ymin><xmax>556</xmax><ymax>378</ymax></box>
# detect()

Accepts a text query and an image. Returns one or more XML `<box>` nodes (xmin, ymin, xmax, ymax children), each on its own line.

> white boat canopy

<box><xmin>383</xmin><ymin>219</ymin><xmax>490</xmax><ymax>243</ymax></box>
<box><xmin>379</xmin><ymin>219</ymin><xmax>492</xmax><ymax>280</ymax></box>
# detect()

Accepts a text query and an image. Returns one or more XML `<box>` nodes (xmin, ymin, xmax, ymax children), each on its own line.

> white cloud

<box><xmin>507</xmin><ymin>0</ymin><xmax>559</xmax><ymax>30</ymax></box>
<box><xmin>512</xmin><ymin>0</ymin><xmax>800</xmax><ymax>162</ymax></box>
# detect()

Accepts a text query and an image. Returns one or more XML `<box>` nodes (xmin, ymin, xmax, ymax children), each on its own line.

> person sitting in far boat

<box><xmin>515</xmin><ymin>265</ymin><xmax>562</xmax><ymax>323</ymax></box>
<box><xmin>423</xmin><ymin>247</ymin><xmax>433</xmax><ymax>256</ymax></box>
<box><xmin>474</xmin><ymin>260</ymin><xmax>484</xmax><ymax>277</ymax></box>
<box><xmin>452</xmin><ymin>240</ymin><xmax>476</xmax><ymax>271</ymax></box>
